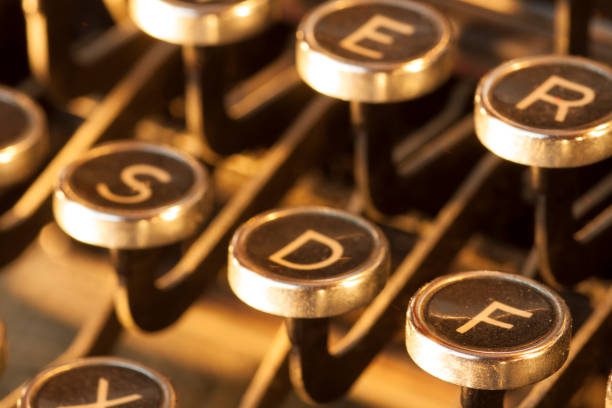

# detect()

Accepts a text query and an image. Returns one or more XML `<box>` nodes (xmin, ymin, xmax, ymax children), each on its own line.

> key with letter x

<box><xmin>406</xmin><ymin>271</ymin><xmax>572</xmax><ymax>408</ymax></box>
<box><xmin>19</xmin><ymin>357</ymin><xmax>176</xmax><ymax>408</ymax></box>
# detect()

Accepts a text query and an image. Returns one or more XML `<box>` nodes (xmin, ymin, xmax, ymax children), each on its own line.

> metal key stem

<box><xmin>460</xmin><ymin>388</ymin><xmax>505</xmax><ymax>408</ymax></box>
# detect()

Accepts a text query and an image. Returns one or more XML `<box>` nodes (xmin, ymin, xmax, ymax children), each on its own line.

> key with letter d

<box><xmin>229</xmin><ymin>206</ymin><xmax>389</xmax><ymax>402</ymax></box>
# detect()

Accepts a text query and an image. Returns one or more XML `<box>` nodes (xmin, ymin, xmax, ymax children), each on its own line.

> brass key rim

<box><xmin>296</xmin><ymin>0</ymin><xmax>454</xmax><ymax>102</ymax></box>
<box><xmin>228</xmin><ymin>206</ymin><xmax>389</xmax><ymax>318</ymax></box>
<box><xmin>129</xmin><ymin>0</ymin><xmax>276</xmax><ymax>46</ymax></box>
<box><xmin>19</xmin><ymin>357</ymin><xmax>176</xmax><ymax>408</ymax></box>
<box><xmin>405</xmin><ymin>271</ymin><xmax>572</xmax><ymax>390</ymax></box>
<box><xmin>53</xmin><ymin>141</ymin><xmax>212</xmax><ymax>249</ymax></box>
<box><xmin>475</xmin><ymin>54</ymin><xmax>612</xmax><ymax>168</ymax></box>
<box><xmin>0</xmin><ymin>86</ymin><xmax>48</xmax><ymax>189</ymax></box>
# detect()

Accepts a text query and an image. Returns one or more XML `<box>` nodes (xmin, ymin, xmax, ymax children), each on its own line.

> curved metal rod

<box><xmin>534</xmin><ymin>165</ymin><xmax>612</xmax><ymax>288</ymax></box>
<box><xmin>22</xmin><ymin>0</ymin><xmax>151</xmax><ymax>101</ymax></box>
<box><xmin>110</xmin><ymin>96</ymin><xmax>338</xmax><ymax>332</ymax></box>
<box><xmin>352</xmin><ymin>81</ymin><xmax>482</xmax><ymax>217</ymax></box>
<box><xmin>182</xmin><ymin>42</ymin><xmax>308</xmax><ymax>161</ymax></box>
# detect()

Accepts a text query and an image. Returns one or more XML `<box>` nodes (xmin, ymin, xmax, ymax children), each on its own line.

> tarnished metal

<box><xmin>228</xmin><ymin>206</ymin><xmax>389</xmax><ymax>318</ymax></box>
<box><xmin>296</xmin><ymin>0</ymin><xmax>454</xmax><ymax>103</ymax></box>
<box><xmin>475</xmin><ymin>55</ymin><xmax>612</xmax><ymax>168</ymax></box>
<box><xmin>53</xmin><ymin>141</ymin><xmax>212</xmax><ymax>249</ymax></box>
<box><xmin>406</xmin><ymin>271</ymin><xmax>572</xmax><ymax>391</ymax></box>
<box><xmin>129</xmin><ymin>0</ymin><xmax>276</xmax><ymax>46</ymax></box>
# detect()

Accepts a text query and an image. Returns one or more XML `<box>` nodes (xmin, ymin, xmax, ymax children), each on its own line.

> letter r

<box><xmin>515</xmin><ymin>75</ymin><xmax>595</xmax><ymax>122</ymax></box>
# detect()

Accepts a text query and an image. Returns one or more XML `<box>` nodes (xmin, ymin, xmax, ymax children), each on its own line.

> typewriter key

<box><xmin>228</xmin><ymin>206</ymin><xmax>389</xmax><ymax>318</ymax></box>
<box><xmin>53</xmin><ymin>141</ymin><xmax>211</xmax><ymax>249</ymax></box>
<box><xmin>129</xmin><ymin>0</ymin><xmax>280</xmax><ymax>158</ymax></box>
<box><xmin>475</xmin><ymin>54</ymin><xmax>612</xmax><ymax>287</ymax></box>
<box><xmin>19</xmin><ymin>357</ymin><xmax>175</xmax><ymax>408</ymax></box>
<box><xmin>406</xmin><ymin>271</ymin><xmax>571</xmax><ymax>407</ymax></box>
<box><xmin>296</xmin><ymin>0</ymin><xmax>457</xmax><ymax>215</ymax></box>
<box><xmin>0</xmin><ymin>86</ymin><xmax>47</xmax><ymax>189</ymax></box>
<box><xmin>129</xmin><ymin>0</ymin><xmax>275</xmax><ymax>46</ymax></box>
<box><xmin>475</xmin><ymin>54</ymin><xmax>612</xmax><ymax>168</ymax></box>
<box><xmin>296</xmin><ymin>0</ymin><xmax>453</xmax><ymax>102</ymax></box>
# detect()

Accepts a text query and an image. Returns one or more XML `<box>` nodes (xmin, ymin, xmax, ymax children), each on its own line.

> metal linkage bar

<box><xmin>554</xmin><ymin>0</ymin><xmax>594</xmax><ymax>55</ymax></box>
<box><xmin>22</xmin><ymin>0</ymin><xmax>152</xmax><ymax>101</ymax></box>
<box><xmin>111</xmin><ymin>96</ymin><xmax>338</xmax><ymax>332</ymax></box>
<box><xmin>183</xmin><ymin>44</ymin><xmax>311</xmax><ymax>161</ymax></box>
<box><xmin>241</xmin><ymin>152</ymin><xmax>525</xmax><ymax>406</ymax></box>
<box><xmin>352</xmin><ymin>81</ymin><xmax>482</xmax><ymax>216</ymax></box>
<box><xmin>0</xmin><ymin>42</ymin><xmax>180</xmax><ymax>267</ymax></box>
<box><xmin>534</xmin><ymin>166</ymin><xmax>612</xmax><ymax>288</ymax></box>
<box><xmin>513</xmin><ymin>283</ymin><xmax>612</xmax><ymax>408</ymax></box>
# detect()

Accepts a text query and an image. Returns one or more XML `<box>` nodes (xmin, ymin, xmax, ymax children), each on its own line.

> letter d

<box><xmin>268</xmin><ymin>230</ymin><xmax>343</xmax><ymax>270</ymax></box>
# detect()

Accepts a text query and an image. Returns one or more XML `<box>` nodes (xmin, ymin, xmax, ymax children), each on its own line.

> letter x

<box><xmin>57</xmin><ymin>377</ymin><xmax>142</xmax><ymax>408</ymax></box>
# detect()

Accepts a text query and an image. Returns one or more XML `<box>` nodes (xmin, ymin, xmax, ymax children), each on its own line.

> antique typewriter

<box><xmin>0</xmin><ymin>0</ymin><xmax>610</xmax><ymax>407</ymax></box>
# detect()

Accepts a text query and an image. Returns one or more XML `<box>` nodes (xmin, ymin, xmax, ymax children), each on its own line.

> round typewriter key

<box><xmin>406</xmin><ymin>271</ymin><xmax>571</xmax><ymax>390</ymax></box>
<box><xmin>129</xmin><ymin>0</ymin><xmax>275</xmax><ymax>46</ymax></box>
<box><xmin>228</xmin><ymin>206</ymin><xmax>389</xmax><ymax>318</ymax></box>
<box><xmin>53</xmin><ymin>141</ymin><xmax>212</xmax><ymax>249</ymax></box>
<box><xmin>19</xmin><ymin>357</ymin><xmax>175</xmax><ymax>408</ymax></box>
<box><xmin>296</xmin><ymin>0</ymin><xmax>453</xmax><ymax>102</ymax></box>
<box><xmin>0</xmin><ymin>86</ymin><xmax>47</xmax><ymax>189</ymax></box>
<box><xmin>475</xmin><ymin>55</ymin><xmax>612</xmax><ymax>167</ymax></box>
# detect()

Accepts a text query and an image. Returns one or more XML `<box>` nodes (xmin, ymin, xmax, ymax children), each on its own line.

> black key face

<box><xmin>423</xmin><ymin>276</ymin><xmax>556</xmax><ymax>351</ymax></box>
<box><xmin>0</xmin><ymin>98</ymin><xmax>29</xmax><ymax>149</ymax></box>
<box><xmin>489</xmin><ymin>62</ymin><xmax>612</xmax><ymax>130</ymax></box>
<box><xmin>67</xmin><ymin>149</ymin><xmax>195</xmax><ymax>212</ymax></box>
<box><xmin>29</xmin><ymin>365</ymin><xmax>165</xmax><ymax>408</ymax></box>
<box><xmin>313</xmin><ymin>3</ymin><xmax>440</xmax><ymax>63</ymax></box>
<box><xmin>243</xmin><ymin>212</ymin><xmax>376</xmax><ymax>280</ymax></box>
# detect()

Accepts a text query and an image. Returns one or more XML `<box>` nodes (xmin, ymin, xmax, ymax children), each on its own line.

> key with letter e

<box><xmin>296</xmin><ymin>0</ymin><xmax>461</xmax><ymax>215</ymax></box>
